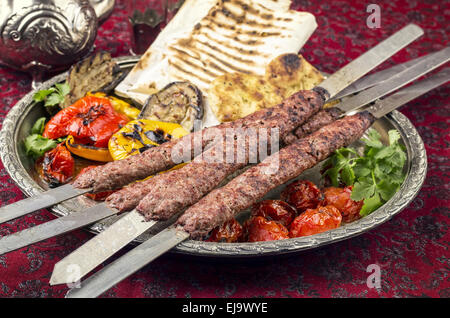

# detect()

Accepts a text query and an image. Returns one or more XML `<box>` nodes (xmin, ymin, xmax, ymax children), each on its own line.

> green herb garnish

<box><xmin>30</xmin><ymin>117</ymin><xmax>46</xmax><ymax>135</ymax></box>
<box><xmin>24</xmin><ymin>117</ymin><xmax>61</xmax><ymax>159</ymax></box>
<box><xmin>323</xmin><ymin>129</ymin><xmax>407</xmax><ymax>216</ymax></box>
<box><xmin>33</xmin><ymin>81</ymin><xmax>70</xmax><ymax>107</ymax></box>
<box><xmin>24</xmin><ymin>134</ymin><xmax>58</xmax><ymax>159</ymax></box>
<box><xmin>25</xmin><ymin>82</ymin><xmax>70</xmax><ymax>159</ymax></box>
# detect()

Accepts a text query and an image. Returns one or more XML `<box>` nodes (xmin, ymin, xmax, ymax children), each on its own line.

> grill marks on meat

<box><xmin>74</xmin><ymin>90</ymin><xmax>323</xmax><ymax>193</ymax></box>
<box><xmin>106</xmin><ymin>90</ymin><xmax>323</xmax><ymax>217</ymax></box>
<box><xmin>282</xmin><ymin>107</ymin><xmax>343</xmax><ymax>145</ymax></box>
<box><xmin>124</xmin><ymin>90</ymin><xmax>323</xmax><ymax>220</ymax></box>
<box><xmin>74</xmin><ymin>121</ymin><xmax>233</xmax><ymax>192</ymax></box>
<box><xmin>176</xmin><ymin>111</ymin><xmax>375</xmax><ymax>239</ymax></box>
<box><xmin>105</xmin><ymin>178</ymin><xmax>155</xmax><ymax>212</ymax></box>
<box><xmin>135</xmin><ymin>130</ymin><xmax>260</xmax><ymax>220</ymax></box>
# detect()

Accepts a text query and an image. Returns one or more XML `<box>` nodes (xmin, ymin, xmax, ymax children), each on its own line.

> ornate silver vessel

<box><xmin>0</xmin><ymin>0</ymin><xmax>114</xmax><ymax>86</ymax></box>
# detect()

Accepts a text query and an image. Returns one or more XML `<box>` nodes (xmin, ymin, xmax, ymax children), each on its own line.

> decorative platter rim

<box><xmin>0</xmin><ymin>56</ymin><xmax>428</xmax><ymax>258</ymax></box>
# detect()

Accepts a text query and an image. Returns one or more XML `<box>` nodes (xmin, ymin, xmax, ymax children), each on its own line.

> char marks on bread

<box><xmin>115</xmin><ymin>0</ymin><xmax>317</xmax><ymax>126</ymax></box>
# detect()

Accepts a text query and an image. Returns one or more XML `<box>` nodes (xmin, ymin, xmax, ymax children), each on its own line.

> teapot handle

<box><xmin>89</xmin><ymin>0</ymin><xmax>115</xmax><ymax>24</ymax></box>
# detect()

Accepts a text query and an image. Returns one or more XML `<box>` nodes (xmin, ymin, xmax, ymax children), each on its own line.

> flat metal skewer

<box><xmin>331</xmin><ymin>52</ymin><xmax>435</xmax><ymax>100</ymax></box>
<box><xmin>66</xmin><ymin>227</ymin><xmax>189</xmax><ymax>298</ymax></box>
<box><xmin>0</xmin><ymin>203</ymin><xmax>117</xmax><ymax>255</ymax></box>
<box><xmin>47</xmin><ymin>27</ymin><xmax>444</xmax><ymax>285</ymax></box>
<box><xmin>0</xmin><ymin>184</ymin><xmax>91</xmax><ymax>224</ymax></box>
<box><xmin>317</xmin><ymin>23</ymin><xmax>423</xmax><ymax>99</ymax></box>
<box><xmin>49</xmin><ymin>48</ymin><xmax>450</xmax><ymax>286</ymax></box>
<box><xmin>50</xmin><ymin>211</ymin><xmax>157</xmax><ymax>286</ymax></box>
<box><xmin>0</xmin><ymin>24</ymin><xmax>423</xmax><ymax>223</ymax></box>
<box><xmin>65</xmin><ymin>68</ymin><xmax>450</xmax><ymax>298</ymax></box>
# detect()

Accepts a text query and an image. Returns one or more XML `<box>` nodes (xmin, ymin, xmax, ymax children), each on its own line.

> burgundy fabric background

<box><xmin>0</xmin><ymin>0</ymin><xmax>448</xmax><ymax>298</ymax></box>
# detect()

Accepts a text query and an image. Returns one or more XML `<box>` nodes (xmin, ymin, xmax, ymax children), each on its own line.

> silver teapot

<box><xmin>0</xmin><ymin>0</ymin><xmax>115</xmax><ymax>86</ymax></box>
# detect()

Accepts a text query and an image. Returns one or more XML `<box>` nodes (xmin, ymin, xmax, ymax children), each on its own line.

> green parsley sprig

<box><xmin>25</xmin><ymin>82</ymin><xmax>70</xmax><ymax>158</ymax></box>
<box><xmin>323</xmin><ymin>129</ymin><xmax>407</xmax><ymax>216</ymax></box>
<box><xmin>32</xmin><ymin>81</ymin><xmax>70</xmax><ymax>107</ymax></box>
<box><xmin>24</xmin><ymin>117</ymin><xmax>57</xmax><ymax>159</ymax></box>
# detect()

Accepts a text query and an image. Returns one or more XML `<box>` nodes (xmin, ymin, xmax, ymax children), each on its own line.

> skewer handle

<box><xmin>0</xmin><ymin>184</ymin><xmax>91</xmax><ymax>224</ymax></box>
<box><xmin>63</xmin><ymin>64</ymin><xmax>450</xmax><ymax>299</ymax></box>
<box><xmin>332</xmin><ymin>53</ymin><xmax>434</xmax><ymax>100</ymax></box>
<box><xmin>0</xmin><ymin>203</ymin><xmax>117</xmax><ymax>256</ymax></box>
<box><xmin>337</xmin><ymin>47</ymin><xmax>450</xmax><ymax>113</ymax></box>
<box><xmin>50</xmin><ymin>210</ymin><xmax>157</xmax><ymax>286</ymax></box>
<box><xmin>318</xmin><ymin>24</ymin><xmax>423</xmax><ymax>99</ymax></box>
<box><xmin>65</xmin><ymin>227</ymin><xmax>189</xmax><ymax>298</ymax></box>
<box><xmin>368</xmin><ymin>67</ymin><xmax>450</xmax><ymax>118</ymax></box>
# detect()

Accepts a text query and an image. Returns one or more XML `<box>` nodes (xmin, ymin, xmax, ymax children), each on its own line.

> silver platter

<box><xmin>0</xmin><ymin>56</ymin><xmax>427</xmax><ymax>258</ymax></box>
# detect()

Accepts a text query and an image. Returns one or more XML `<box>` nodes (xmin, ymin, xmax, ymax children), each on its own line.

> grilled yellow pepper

<box><xmin>87</xmin><ymin>92</ymin><xmax>141</xmax><ymax>120</ymax></box>
<box><xmin>109</xmin><ymin>119</ymin><xmax>189</xmax><ymax>161</ymax></box>
<box><xmin>66</xmin><ymin>135</ymin><xmax>114</xmax><ymax>162</ymax></box>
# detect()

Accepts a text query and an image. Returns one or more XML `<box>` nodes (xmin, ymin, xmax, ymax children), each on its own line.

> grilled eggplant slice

<box><xmin>63</xmin><ymin>52</ymin><xmax>123</xmax><ymax>108</ymax></box>
<box><xmin>139</xmin><ymin>82</ymin><xmax>204</xmax><ymax>131</ymax></box>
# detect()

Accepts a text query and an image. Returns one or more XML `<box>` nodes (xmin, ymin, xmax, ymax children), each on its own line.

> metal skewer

<box><xmin>50</xmin><ymin>47</ymin><xmax>450</xmax><ymax>286</ymax></box>
<box><xmin>0</xmin><ymin>23</ymin><xmax>434</xmax><ymax>284</ymax></box>
<box><xmin>50</xmin><ymin>212</ymin><xmax>156</xmax><ymax>286</ymax></box>
<box><xmin>316</xmin><ymin>24</ymin><xmax>423</xmax><ymax>99</ymax></box>
<box><xmin>335</xmin><ymin>47</ymin><xmax>450</xmax><ymax>113</ymax></box>
<box><xmin>0</xmin><ymin>184</ymin><xmax>91</xmax><ymax>224</ymax></box>
<box><xmin>330</xmin><ymin>52</ymin><xmax>438</xmax><ymax>100</ymax></box>
<box><xmin>0</xmin><ymin>23</ymin><xmax>424</xmax><ymax>223</ymax></box>
<box><xmin>0</xmin><ymin>24</ymin><xmax>436</xmax><ymax>276</ymax></box>
<box><xmin>0</xmin><ymin>203</ymin><xmax>116</xmax><ymax>255</ymax></box>
<box><xmin>48</xmin><ymin>45</ymin><xmax>450</xmax><ymax>286</ymax></box>
<box><xmin>65</xmin><ymin>68</ymin><xmax>450</xmax><ymax>298</ymax></box>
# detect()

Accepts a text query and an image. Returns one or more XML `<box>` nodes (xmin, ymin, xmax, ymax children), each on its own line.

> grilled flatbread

<box><xmin>115</xmin><ymin>0</ymin><xmax>317</xmax><ymax>126</ymax></box>
<box><xmin>208</xmin><ymin>54</ymin><xmax>324</xmax><ymax>122</ymax></box>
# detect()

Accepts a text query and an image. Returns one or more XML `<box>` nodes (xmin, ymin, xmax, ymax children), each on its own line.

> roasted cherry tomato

<box><xmin>322</xmin><ymin>186</ymin><xmax>363</xmax><ymax>223</ymax></box>
<box><xmin>77</xmin><ymin>166</ymin><xmax>117</xmax><ymax>200</ymax></box>
<box><xmin>207</xmin><ymin>218</ymin><xmax>243</xmax><ymax>243</ymax></box>
<box><xmin>281</xmin><ymin>180</ymin><xmax>322</xmax><ymax>212</ymax></box>
<box><xmin>43</xmin><ymin>96</ymin><xmax>129</xmax><ymax>148</ymax></box>
<box><xmin>251</xmin><ymin>200</ymin><xmax>297</xmax><ymax>227</ymax></box>
<box><xmin>245</xmin><ymin>216</ymin><xmax>289</xmax><ymax>242</ymax></box>
<box><xmin>41</xmin><ymin>144</ymin><xmax>75</xmax><ymax>188</ymax></box>
<box><xmin>289</xmin><ymin>205</ymin><xmax>342</xmax><ymax>238</ymax></box>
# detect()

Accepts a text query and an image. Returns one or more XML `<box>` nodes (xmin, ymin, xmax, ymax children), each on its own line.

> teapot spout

<box><xmin>89</xmin><ymin>0</ymin><xmax>115</xmax><ymax>24</ymax></box>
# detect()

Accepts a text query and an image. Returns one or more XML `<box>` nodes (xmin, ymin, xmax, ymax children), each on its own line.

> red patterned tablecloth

<box><xmin>0</xmin><ymin>0</ymin><xmax>448</xmax><ymax>298</ymax></box>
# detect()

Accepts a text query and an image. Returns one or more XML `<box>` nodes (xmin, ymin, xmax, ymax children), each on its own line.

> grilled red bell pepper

<box><xmin>43</xmin><ymin>96</ymin><xmax>129</xmax><ymax>148</ymax></box>
<box><xmin>41</xmin><ymin>144</ymin><xmax>75</xmax><ymax>188</ymax></box>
